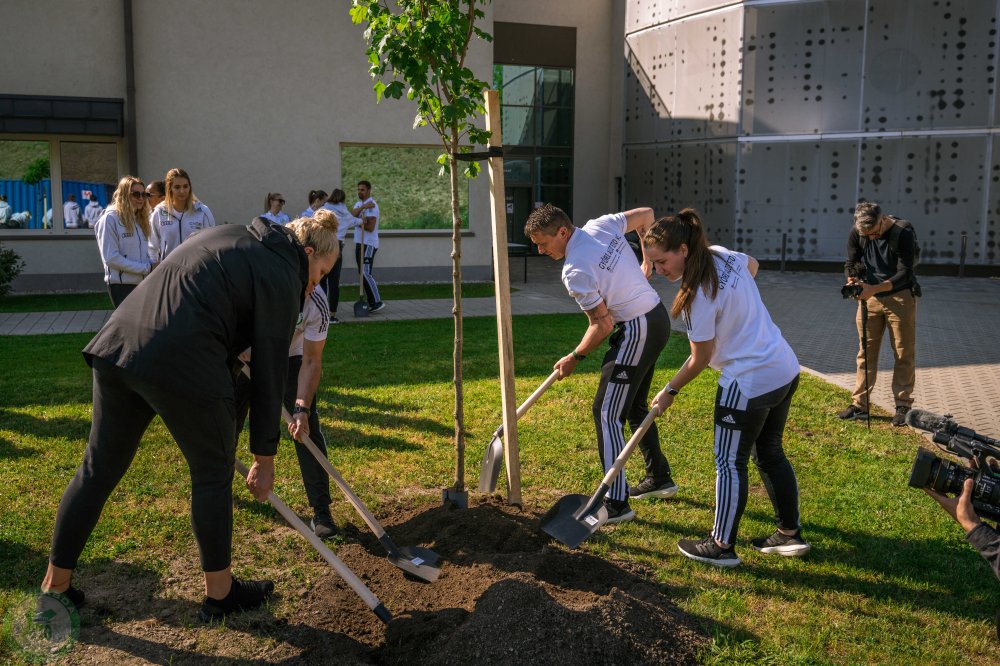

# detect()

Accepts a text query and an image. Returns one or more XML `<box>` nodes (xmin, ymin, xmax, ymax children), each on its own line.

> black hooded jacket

<box><xmin>83</xmin><ymin>217</ymin><xmax>308</xmax><ymax>456</ymax></box>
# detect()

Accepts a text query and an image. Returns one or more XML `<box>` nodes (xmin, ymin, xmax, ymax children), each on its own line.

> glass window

<box><xmin>538</xmin><ymin>156</ymin><xmax>572</xmax><ymax>186</ymax></box>
<box><xmin>59</xmin><ymin>142</ymin><xmax>117</xmax><ymax>231</ymax></box>
<box><xmin>340</xmin><ymin>144</ymin><xmax>469</xmax><ymax>230</ymax></box>
<box><xmin>539</xmin><ymin>108</ymin><xmax>573</xmax><ymax>147</ymax></box>
<box><xmin>504</xmin><ymin>159</ymin><xmax>532</xmax><ymax>184</ymax></box>
<box><xmin>498</xmin><ymin>65</ymin><xmax>537</xmax><ymax>107</ymax></box>
<box><xmin>501</xmin><ymin>106</ymin><xmax>536</xmax><ymax>146</ymax></box>
<box><xmin>0</xmin><ymin>139</ymin><xmax>51</xmax><ymax>231</ymax></box>
<box><xmin>538</xmin><ymin>68</ymin><xmax>574</xmax><ymax>107</ymax></box>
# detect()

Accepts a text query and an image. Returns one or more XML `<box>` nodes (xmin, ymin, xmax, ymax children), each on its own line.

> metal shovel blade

<box><xmin>354</xmin><ymin>298</ymin><xmax>369</xmax><ymax>318</ymax></box>
<box><xmin>388</xmin><ymin>546</ymin><xmax>442</xmax><ymax>583</ymax></box>
<box><xmin>540</xmin><ymin>493</ymin><xmax>609</xmax><ymax>549</ymax></box>
<box><xmin>477</xmin><ymin>435</ymin><xmax>504</xmax><ymax>493</ymax></box>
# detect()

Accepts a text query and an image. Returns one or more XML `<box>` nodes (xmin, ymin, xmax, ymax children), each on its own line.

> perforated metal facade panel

<box><xmin>624</xmin><ymin>0</ymin><xmax>1000</xmax><ymax>266</ymax></box>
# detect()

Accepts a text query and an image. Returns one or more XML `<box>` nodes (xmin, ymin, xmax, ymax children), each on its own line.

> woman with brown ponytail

<box><xmin>643</xmin><ymin>208</ymin><xmax>810</xmax><ymax>568</ymax></box>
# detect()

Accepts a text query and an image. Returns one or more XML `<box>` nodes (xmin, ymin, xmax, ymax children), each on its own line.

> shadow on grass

<box><xmin>618</xmin><ymin>502</ymin><xmax>999</xmax><ymax>625</ymax></box>
<box><xmin>0</xmin><ymin>435</ymin><xmax>38</xmax><ymax>460</ymax></box>
<box><xmin>0</xmin><ymin>407</ymin><xmax>91</xmax><ymax>453</ymax></box>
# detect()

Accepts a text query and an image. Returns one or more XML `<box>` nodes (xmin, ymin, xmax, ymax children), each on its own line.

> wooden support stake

<box><xmin>484</xmin><ymin>89</ymin><xmax>521</xmax><ymax>505</ymax></box>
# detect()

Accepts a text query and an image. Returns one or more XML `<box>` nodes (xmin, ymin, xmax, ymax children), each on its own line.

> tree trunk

<box><xmin>449</xmin><ymin>132</ymin><xmax>465</xmax><ymax>491</ymax></box>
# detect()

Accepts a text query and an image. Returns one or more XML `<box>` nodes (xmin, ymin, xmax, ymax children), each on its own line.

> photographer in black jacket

<box><xmin>925</xmin><ymin>477</ymin><xmax>1000</xmax><ymax>639</ymax></box>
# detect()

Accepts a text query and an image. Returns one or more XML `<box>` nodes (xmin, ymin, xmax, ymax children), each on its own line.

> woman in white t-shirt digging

<box><xmin>643</xmin><ymin>208</ymin><xmax>810</xmax><ymax>568</ymax></box>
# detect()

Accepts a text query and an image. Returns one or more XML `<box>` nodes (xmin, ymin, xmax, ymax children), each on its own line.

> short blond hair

<box><xmin>287</xmin><ymin>208</ymin><xmax>339</xmax><ymax>257</ymax></box>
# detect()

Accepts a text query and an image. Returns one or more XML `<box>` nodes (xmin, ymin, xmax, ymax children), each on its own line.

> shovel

<box><xmin>541</xmin><ymin>403</ymin><xmax>662</xmax><ymax>549</ymax></box>
<box><xmin>240</xmin><ymin>364</ymin><xmax>441</xmax><ymax>582</ymax></box>
<box><xmin>234</xmin><ymin>458</ymin><xmax>391</xmax><ymax>624</ymax></box>
<box><xmin>280</xmin><ymin>404</ymin><xmax>442</xmax><ymax>582</ymax></box>
<box><xmin>353</xmin><ymin>225</ymin><xmax>369</xmax><ymax>318</ymax></box>
<box><xmin>478</xmin><ymin>370</ymin><xmax>560</xmax><ymax>493</ymax></box>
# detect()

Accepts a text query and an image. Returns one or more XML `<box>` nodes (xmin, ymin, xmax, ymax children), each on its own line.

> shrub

<box><xmin>0</xmin><ymin>242</ymin><xmax>25</xmax><ymax>298</ymax></box>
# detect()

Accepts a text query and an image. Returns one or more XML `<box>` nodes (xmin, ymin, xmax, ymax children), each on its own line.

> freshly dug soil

<box><xmin>61</xmin><ymin>497</ymin><xmax>710</xmax><ymax>665</ymax></box>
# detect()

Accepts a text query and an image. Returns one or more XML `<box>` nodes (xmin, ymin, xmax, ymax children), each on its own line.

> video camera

<box><xmin>906</xmin><ymin>409</ymin><xmax>1000</xmax><ymax>522</ymax></box>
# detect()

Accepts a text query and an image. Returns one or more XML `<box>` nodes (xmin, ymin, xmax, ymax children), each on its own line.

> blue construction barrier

<box><xmin>0</xmin><ymin>178</ymin><xmax>115</xmax><ymax>229</ymax></box>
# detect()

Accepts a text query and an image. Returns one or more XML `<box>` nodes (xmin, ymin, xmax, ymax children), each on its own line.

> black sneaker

<box><xmin>603</xmin><ymin>498</ymin><xmax>635</xmax><ymax>524</ymax></box>
<box><xmin>41</xmin><ymin>585</ymin><xmax>85</xmax><ymax>609</ymax></box>
<box><xmin>629</xmin><ymin>476</ymin><xmax>679</xmax><ymax>500</ymax></box>
<box><xmin>311</xmin><ymin>507</ymin><xmax>336</xmax><ymax>539</ymax></box>
<box><xmin>751</xmin><ymin>529</ymin><xmax>811</xmax><ymax>557</ymax></box>
<box><xmin>891</xmin><ymin>406</ymin><xmax>911</xmax><ymax>427</ymax></box>
<box><xmin>837</xmin><ymin>404</ymin><xmax>869</xmax><ymax>421</ymax></box>
<box><xmin>329</xmin><ymin>315</ymin><xmax>340</xmax><ymax>325</ymax></box>
<box><xmin>677</xmin><ymin>536</ymin><xmax>741</xmax><ymax>568</ymax></box>
<box><xmin>369</xmin><ymin>302</ymin><xmax>386</xmax><ymax>314</ymax></box>
<box><xmin>198</xmin><ymin>577</ymin><xmax>275</xmax><ymax>622</ymax></box>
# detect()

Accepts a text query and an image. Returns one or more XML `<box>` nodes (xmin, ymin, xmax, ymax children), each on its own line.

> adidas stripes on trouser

<box><xmin>712</xmin><ymin>375</ymin><xmax>802</xmax><ymax>546</ymax></box>
<box><xmin>593</xmin><ymin>303</ymin><xmax>672</xmax><ymax>502</ymax></box>
<box><xmin>355</xmin><ymin>243</ymin><xmax>381</xmax><ymax>307</ymax></box>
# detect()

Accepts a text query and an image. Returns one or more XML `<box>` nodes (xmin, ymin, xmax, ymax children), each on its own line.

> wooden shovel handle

<box><xmin>234</xmin><ymin>458</ymin><xmax>384</xmax><ymax>613</ymax></box>
<box><xmin>596</xmin><ymin>399</ymin><xmax>663</xmax><ymax>490</ymax></box>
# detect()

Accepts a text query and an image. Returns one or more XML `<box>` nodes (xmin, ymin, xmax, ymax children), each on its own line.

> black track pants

<box><xmin>712</xmin><ymin>375</ymin><xmax>801</xmax><ymax>546</ymax></box>
<box><xmin>234</xmin><ymin>356</ymin><xmax>331</xmax><ymax>510</ymax></box>
<box><xmin>323</xmin><ymin>240</ymin><xmax>345</xmax><ymax>315</ymax></box>
<box><xmin>593</xmin><ymin>303</ymin><xmax>672</xmax><ymax>501</ymax></box>
<box><xmin>50</xmin><ymin>357</ymin><xmax>237</xmax><ymax>572</ymax></box>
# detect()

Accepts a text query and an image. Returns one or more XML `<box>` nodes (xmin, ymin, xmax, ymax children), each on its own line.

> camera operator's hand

<box><xmin>924</xmin><ymin>478</ymin><xmax>984</xmax><ymax>534</ymax></box>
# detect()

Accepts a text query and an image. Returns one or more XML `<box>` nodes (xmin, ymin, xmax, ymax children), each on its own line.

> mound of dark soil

<box><xmin>64</xmin><ymin>497</ymin><xmax>709</xmax><ymax>664</ymax></box>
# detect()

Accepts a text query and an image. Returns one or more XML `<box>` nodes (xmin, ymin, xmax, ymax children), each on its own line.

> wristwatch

<box><xmin>665</xmin><ymin>384</ymin><xmax>680</xmax><ymax>396</ymax></box>
<box><xmin>292</xmin><ymin>404</ymin><xmax>310</xmax><ymax>415</ymax></box>
<box><xmin>572</xmin><ymin>351</ymin><xmax>587</xmax><ymax>361</ymax></box>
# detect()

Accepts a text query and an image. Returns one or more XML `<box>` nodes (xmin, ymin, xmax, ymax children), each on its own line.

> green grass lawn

<box><xmin>1</xmin><ymin>315</ymin><xmax>997</xmax><ymax>663</ymax></box>
<box><xmin>0</xmin><ymin>283</ymin><xmax>503</xmax><ymax>312</ymax></box>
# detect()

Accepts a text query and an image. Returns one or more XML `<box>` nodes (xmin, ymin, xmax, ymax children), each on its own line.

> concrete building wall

<box><xmin>1</xmin><ymin>0</ymin><xmax>502</xmax><ymax>289</ymax></box>
<box><xmin>624</xmin><ymin>0</ymin><xmax>1000</xmax><ymax>266</ymax></box>
<box><xmin>494</xmin><ymin>0</ymin><xmax>625</xmax><ymax>219</ymax></box>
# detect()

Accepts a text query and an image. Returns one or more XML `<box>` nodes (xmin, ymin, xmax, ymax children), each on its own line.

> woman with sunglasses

<box><xmin>93</xmin><ymin>176</ymin><xmax>153</xmax><ymax>308</ymax></box>
<box><xmin>149</xmin><ymin>167</ymin><xmax>216</xmax><ymax>263</ymax></box>
<box><xmin>262</xmin><ymin>192</ymin><xmax>290</xmax><ymax>226</ymax></box>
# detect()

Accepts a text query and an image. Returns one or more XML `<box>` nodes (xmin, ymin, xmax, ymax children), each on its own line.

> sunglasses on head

<box><xmin>272</xmin><ymin>198</ymin><xmax>285</xmax><ymax>204</ymax></box>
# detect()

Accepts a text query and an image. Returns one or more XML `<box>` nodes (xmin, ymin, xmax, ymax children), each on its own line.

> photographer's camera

<box><xmin>841</xmin><ymin>283</ymin><xmax>863</xmax><ymax>299</ymax></box>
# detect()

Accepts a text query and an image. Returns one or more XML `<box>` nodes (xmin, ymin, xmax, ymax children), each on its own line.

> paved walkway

<box><xmin>3</xmin><ymin>259</ymin><xmax>998</xmax><ymax>437</ymax></box>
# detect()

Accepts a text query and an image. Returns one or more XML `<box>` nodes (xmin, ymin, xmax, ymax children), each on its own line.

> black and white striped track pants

<box><xmin>712</xmin><ymin>375</ymin><xmax>802</xmax><ymax>545</ymax></box>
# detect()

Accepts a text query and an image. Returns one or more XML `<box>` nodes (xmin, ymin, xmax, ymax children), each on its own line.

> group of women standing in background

<box><xmin>264</xmin><ymin>188</ymin><xmax>360</xmax><ymax>324</ymax></box>
<box><xmin>93</xmin><ymin>168</ymin><xmax>211</xmax><ymax>308</ymax></box>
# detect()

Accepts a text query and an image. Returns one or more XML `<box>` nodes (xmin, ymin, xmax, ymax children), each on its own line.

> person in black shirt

<box><xmin>838</xmin><ymin>201</ymin><xmax>919</xmax><ymax>427</ymax></box>
<box><xmin>925</xmin><ymin>477</ymin><xmax>1000</xmax><ymax>640</ymax></box>
<box><xmin>40</xmin><ymin>215</ymin><xmax>339</xmax><ymax>622</ymax></box>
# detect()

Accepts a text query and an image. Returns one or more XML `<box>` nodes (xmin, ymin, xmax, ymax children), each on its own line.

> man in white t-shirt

<box><xmin>63</xmin><ymin>194</ymin><xmax>82</xmax><ymax>229</ymax></box>
<box><xmin>525</xmin><ymin>203</ymin><xmax>677</xmax><ymax>525</ymax></box>
<box><xmin>234</xmin><ymin>284</ymin><xmax>336</xmax><ymax>538</ymax></box>
<box><xmin>350</xmin><ymin>180</ymin><xmax>385</xmax><ymax>313</ymax></box>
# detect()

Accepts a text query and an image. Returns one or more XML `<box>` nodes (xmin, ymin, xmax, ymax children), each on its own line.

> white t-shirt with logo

<box><xmin>685</xmin><ymin>246</ymin><xmax>799</xmax><ymax>398</ymax></box>
<box><xmin>561</xmin><ymin>212</ymin><xmax>660</xmax><ymax>323</ymax></box>
<box><xmin>289</xmin><ymin>285</ymin><xmax>330</xmax><ymax>357</ymax></box>
<box><xmin>353</xmin><ymin>197</ymin><xmax>380</xmax><ymax>249</ymax></box>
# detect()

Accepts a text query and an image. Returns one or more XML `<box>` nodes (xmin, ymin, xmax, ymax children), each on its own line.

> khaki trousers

<box><xmin>852</xmin><ymin>290</ymin><xmax>917</xmax><ymax>410</ymax></box>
